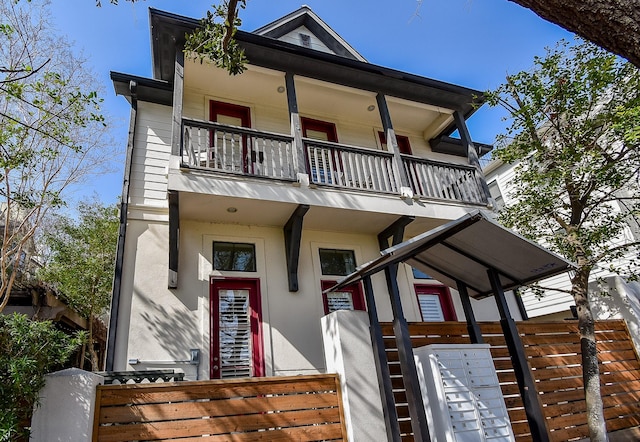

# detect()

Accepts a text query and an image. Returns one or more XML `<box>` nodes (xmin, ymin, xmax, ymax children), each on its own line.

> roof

<box><xmin>253</xmin><ymin>6</ymin><xmax>367</xmax><ymax>62</ymax></box>
<box><xmin>327</xmin><ymin>210</ymin><xmax>574</xmax><ymax>299</ymax></box>
<box><xmin>146</xmin><ymin>8</ymin><xmax>485</xmax><ymax>124</ymax></box>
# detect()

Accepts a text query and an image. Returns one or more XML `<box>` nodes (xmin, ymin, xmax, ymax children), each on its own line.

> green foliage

<box><xmin>487</xmin><ymin>39</ymin><xmax>640</xmax><ymax>278</ymax></box>
<box><xmin>39</xmin><ymin>201</ymin><xmax>118</xmax><ymax>320</ymax></box>
<box><xmin>184</xmin><ymin>0</ymin><xmax>247</xmax><ymax>75</ymax></box>
<box><xmin>38</xmin><ymin>200</ymin><xmax>117</xmax><ymax>370</ymax></box>
<box><xmin>0</xmin><ymin>313</ymin><xmax>84</xmax><ymax>441</ymax></box>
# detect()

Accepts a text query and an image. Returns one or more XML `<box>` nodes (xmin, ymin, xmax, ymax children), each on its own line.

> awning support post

<box><xmin>488</xmin><ymin>268</ymin><xmax>549</xmax><ymax>442</ymax></box>
<box><xmin>457</xmin><ymin>280</ymin><xmax>484</xmax><ymax>344</ymax></box>
<box><xmin>363</xmin><ymin>276</ymin><xmax>401</xmax><ymax>442</ymax></box>
<box><xmin>378</xmin><ymin>217</ymin><xmax>429</xmax><ymax>442</ymax></box>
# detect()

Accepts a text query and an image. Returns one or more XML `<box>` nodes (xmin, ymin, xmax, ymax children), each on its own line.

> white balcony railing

<box><xmin>403</xmin><ymin>155</ymin><xmax>487</xmax><ymax>204</ymax></box>
<box><xmin>181</xmin><ymin>118</ymin><xmax>488</xmax><ymax>205</ymax></box>
<box><xmin>182</xmin><ymin>119</ymin><xmax>297</xmax><ymax>180</ymax></box>
<box><xmin>304</xmin><ymin>138</ymin><xmax>399</xmax><ymax>193</ymax></box>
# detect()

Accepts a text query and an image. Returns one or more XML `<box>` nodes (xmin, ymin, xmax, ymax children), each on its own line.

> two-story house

<box><xmin>106</xmin><ymin>6</ymin><xmax>525</xmax><ymax>379</ymax></box>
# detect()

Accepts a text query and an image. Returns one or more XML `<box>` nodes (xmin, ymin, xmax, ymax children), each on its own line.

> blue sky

<box><xmin>48</xmin><ymin>0</ymin><xmax>572</xmax><ymax>203</ymax></box>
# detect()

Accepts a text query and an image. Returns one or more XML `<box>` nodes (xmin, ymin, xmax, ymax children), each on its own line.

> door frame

<box><xmin>209</xmin><ymin>277</ymin><xmax>264</xmax><ymax>379</ymax></box>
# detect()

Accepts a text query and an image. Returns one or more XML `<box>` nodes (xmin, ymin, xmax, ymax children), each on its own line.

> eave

<box><xmin>149</xmin><ymin>8</ymin><xmax>485</xmax><ymax>126</ymax></box>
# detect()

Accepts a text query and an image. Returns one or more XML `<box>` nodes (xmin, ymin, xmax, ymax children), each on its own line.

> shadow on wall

<box><xmin>139</xmin><ymin>297</ymin><xmax>202</xmax><ymax>370</ymax></box>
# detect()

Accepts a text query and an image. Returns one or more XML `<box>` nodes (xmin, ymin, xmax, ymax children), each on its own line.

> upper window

<box><xmin>378</xmin><ymin>131</ymin><xmax>412</xmax><ymax>155</ymax></box>
<box><xmin>213</xmin><ymin>242</ymin><xmax>256</xmax><ymax>272</ymax></box>
<box><xmin>319</xmin><ymin>248</ymin><xmax>356</xmax><ymax>276</ymax></box>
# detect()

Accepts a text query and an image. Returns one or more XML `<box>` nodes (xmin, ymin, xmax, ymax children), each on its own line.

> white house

<box><xmin>106</xmin><ymin>6</ymin><xmax>527</xmax><ymax>381</ymax></box>
<box><xmin>484</xmin><ymin>157</ymin><xmax>640</xmax><ymax>320</ymax></box>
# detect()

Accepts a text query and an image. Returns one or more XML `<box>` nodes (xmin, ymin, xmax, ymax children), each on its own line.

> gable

<box><xmin>254</xmin><ymin>6</ymin><xmax>367</xmax><ymax>62</ymax></box>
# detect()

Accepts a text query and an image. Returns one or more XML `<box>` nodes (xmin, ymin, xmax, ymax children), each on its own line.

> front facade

<box><xmin>107</xmin><ymin>7</ymin><xmax>523</xmax><ymax>380</ymax></box>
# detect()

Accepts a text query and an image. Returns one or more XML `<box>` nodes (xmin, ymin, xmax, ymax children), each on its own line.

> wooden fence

<box><xmin>381</xmin><ymin>319</ymin><xmax>640</xmax><ymax>442</ymax></box>
<box><xmin>93</xmin><ymin>374</ymin><xmax>346</xmax><ymax>442</ymax></box>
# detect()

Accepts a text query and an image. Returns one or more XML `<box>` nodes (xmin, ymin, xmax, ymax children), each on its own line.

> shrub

<box><xmin>0</xmin><ymin>313</ymin><xmax>84</xmax><ymax>441</ymax></box>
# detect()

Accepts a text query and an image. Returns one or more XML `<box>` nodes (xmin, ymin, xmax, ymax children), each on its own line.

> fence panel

<box><xmin>381</xmin><ymin>319</ymin><xmax>640</xmax><ymax>442</ymax></box>
<box><xmin>93</xmin><ymin>374</ymin><xmax>346</xmax><ymax>442</ymax></box>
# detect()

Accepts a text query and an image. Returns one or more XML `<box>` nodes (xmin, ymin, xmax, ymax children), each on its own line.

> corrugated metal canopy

<box><xmin>328</xmin><ymin>210</ymin><xmax>574</xmax><ymax>299</ymax></box>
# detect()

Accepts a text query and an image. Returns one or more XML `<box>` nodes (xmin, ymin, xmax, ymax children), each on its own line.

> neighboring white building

<box><xmin>106</xmin><ymin>7</ymin><xmax>524</xmax><ymax>380</ymax></box>
<box><xmin>484</xmin><ymin>157</ymin><xmax>640</xmax><ymax>320</ymax></box>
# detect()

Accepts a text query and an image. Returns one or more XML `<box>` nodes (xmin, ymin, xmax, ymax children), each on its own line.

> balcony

<box><xmin>181</xmin><ymin>117</ymin><xmax>488</xmax><ymax>206</ymax></box>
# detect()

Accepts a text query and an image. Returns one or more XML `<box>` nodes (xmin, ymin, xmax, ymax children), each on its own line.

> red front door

<box><xmin>210</xmin><ymin>278</ymin><xmax>264</xmax><ymax>379</ymax></box>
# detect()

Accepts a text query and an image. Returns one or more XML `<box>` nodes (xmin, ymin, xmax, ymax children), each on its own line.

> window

<box><xmin>378</xmin><ymin>131</ymin><xmax>412</xmax><ymax>155</ymax></box>
<box><xmin>213</xmin><ymin>242</ymin><xmax>256</xmax><ymax>272</ymax></box>
<box><xmin>415</xmin><ymin>284</ymin><xmax>456</xmax><ymax>321</ymax></box>
<box><xmin>488</xmin><ymin>180</ymin><xmax>505</xmax><ymax>211</ymax></box>
<box><xmin>319</xmin><ymin>248</ymin><xmax>356</xmax><ymax>276</ymax></box>
<box><xmin>321</xmin><ymin>280</ymin><xmax>366</xmax><ymax>315</ymax></box>
<box><xmin>412</xmin><ymin>267</ymin><xmax>432</xmax><ymax>280</ymax></box>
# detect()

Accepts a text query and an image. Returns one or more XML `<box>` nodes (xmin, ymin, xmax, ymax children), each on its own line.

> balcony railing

<box><xmin>181</xmin><ymin>118</ymin><xmax>488</xmax><ymax>205</ymax></box>
<box><xmin>304</xmin><ymin>138</ymin><xmax>399</xmax><ymax>193</ymax></box>
<box><xmin>403</xmin><ymin>155</ymin><xmax>487</xmax><ymax>204</ymax></box>
<box><xmin>182</xmin><ymin>118</ymin><xmax>297</xmax><ymax>180</ymax></box>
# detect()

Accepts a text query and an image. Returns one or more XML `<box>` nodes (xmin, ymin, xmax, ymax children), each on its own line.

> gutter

<box><xmin>105</xmin><ymin>80</ymin><xmax>138</xmax><ymax>371</ymax></box>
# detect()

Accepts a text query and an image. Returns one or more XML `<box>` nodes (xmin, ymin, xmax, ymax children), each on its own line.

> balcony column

<box><xmin>171</xmin><ymin>46</ymin><xmax>184</xmax><ymax>157</ymax></box>
<box><xmin>453</xmin><ymin>111</ymin><xmax>492</xmax><ymax>205</ymax></box>
<box><xmin>285</xmin><ymin>73</ymin><xmax>308</xmax><ymax>183</ymax></box>
<box><xmin>376</xmin><ymin>94</ymin><xmax>411</xmax><ymax>196</ymax></box>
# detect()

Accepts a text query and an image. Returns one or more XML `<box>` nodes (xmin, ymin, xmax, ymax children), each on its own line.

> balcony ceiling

<box><xmin>186</xmin><ymin>61</ymin><xmax>448</xmax><ymax>136</ymax></box>
<box><xmin>178</xmin><ymin>189</ymin><xmax>468</xmax><ymax>238</ymax></box>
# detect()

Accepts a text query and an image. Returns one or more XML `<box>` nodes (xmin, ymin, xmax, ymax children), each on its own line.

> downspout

<box><xmin>105</xmin><ymin>80</ymin><xmax>138</xmax><ymax>371</ymax></box>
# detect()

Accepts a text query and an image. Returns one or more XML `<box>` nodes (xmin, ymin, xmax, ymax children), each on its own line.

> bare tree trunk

<box><xmin>508</xmin><ymin>0</ymin><xmax>640</xmax><ymax>68</ymax></box>
<box><xmin>572</xmin><ymin>268</ymin><xmax>609</xmax><ymax>442</ymax></box>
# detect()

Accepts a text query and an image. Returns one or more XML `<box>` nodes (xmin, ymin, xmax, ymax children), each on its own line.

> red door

<box><xmin>209</xmin><ymin>100</ymin><xmax>252</xmax><ymax>173</ymax></box>
<box><xmin>415</xmin><ymin>284</ymin><xmax>457</xmax><ymax>321</ymax></box>
<box><xmin>210</xmin><ymin>278</ymin><xmax>264</xmax><ymax>379</ymax></box>
<box><xmin>320</xmin><ymin>280</ymin><xmax>366</xmax><ymax>315</ymax></box>
<box><xmin>301</xmin><ymin>118</ymin><xmax>339</xmax><ymax>184</ymax></box>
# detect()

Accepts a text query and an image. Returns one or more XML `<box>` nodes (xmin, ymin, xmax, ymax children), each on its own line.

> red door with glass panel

<box><xmin>210</xmin><ymin>278</ymin><xmax>264</xmax><ymax>379</ymax></box>
<box><xmin>301</xmin><ymin>117</ymin><xmax>339</xmax><ymax>184</ymax></box>
<box><xmin>209</xmin><ymin>100</ymin><xmax>252</xmax><ymax>173</ymax></box>
<box><xmin>415</xmin><ymin>284</ymin><xmax>457</xmax><ymax>321</ymax></box>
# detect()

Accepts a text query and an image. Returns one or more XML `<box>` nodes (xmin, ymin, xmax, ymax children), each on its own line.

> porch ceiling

<box><xmin>178</xmin><ymin>191</ymin><xmax>454</xmax><ymax>236</ymax></box>
<box><xmin>329</xmin><ymin>210</ymin><xmax>574</xmax><ymax>299</ymax></box>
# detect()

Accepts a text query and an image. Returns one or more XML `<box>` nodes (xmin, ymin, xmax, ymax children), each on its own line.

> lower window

<box><xmin>320</xmin><ymin>280</ymin><xmax>366</xmax><ymax>315</ymax></box>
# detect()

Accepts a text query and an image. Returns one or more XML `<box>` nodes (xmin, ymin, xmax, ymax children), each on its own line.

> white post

<box><xmin>30</xmin><ymin>368</ymin><xmax>104</xmax><ymax>442</ymax></box>
<box><xmin>321</xmin><ymin>310</ymin><xmax>387</xmax><ymax>442</ymax></box>
<box><xmin>590</xmin><ymin>276</ymin><xmax>640</xmax><ymax>357</ymax></box>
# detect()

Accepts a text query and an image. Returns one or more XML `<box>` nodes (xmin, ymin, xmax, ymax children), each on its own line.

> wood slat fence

<box><xmin>93</xmin><ymin>374</ymin><xmax>346</xmax><ymax>442</ymax></box>
<box><xmin>381</xmin><ymin>319</ymin><xmax>640</xmax><ymax>442</ymax></box>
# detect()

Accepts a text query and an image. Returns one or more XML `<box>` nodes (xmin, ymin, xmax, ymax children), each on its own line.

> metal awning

<box><xmin>327</xmin><ymin>210</ymin><xmax>574</xmax><ymax>299</ymax></box>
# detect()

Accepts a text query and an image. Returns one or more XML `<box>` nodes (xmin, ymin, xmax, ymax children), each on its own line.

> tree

<box><xmin>486</xmin><ymin>40</ymin><xmax>640</xmax><ymax>442</ymax></box>
<box><xmin>0</xmin><ymin>0</ymin><xmax>112</xmax><ymax>312</ymax></box>
<box><xmin>507</xmin><ymin>1</ymin><xmax>640</xmax><ymax>69</ymax></box>
<box><xmin>0</xmin><ymin>313</ymin><xmax>83</xmax><ymax>441</ymax></box>
<box><xmin>39</xmin><ymin>201</ymin><xmax>118</xmax><ymax>371</ymax></box>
